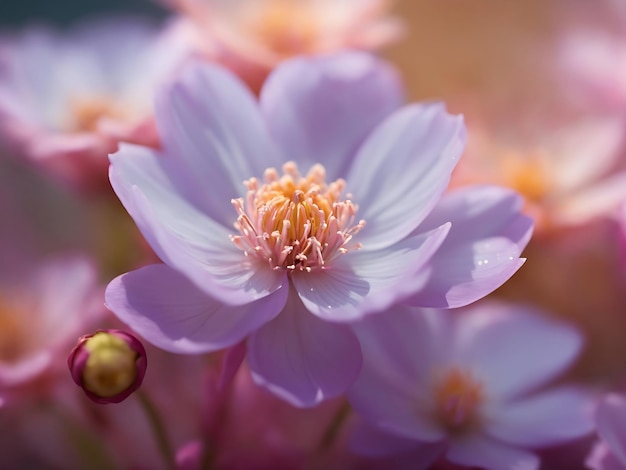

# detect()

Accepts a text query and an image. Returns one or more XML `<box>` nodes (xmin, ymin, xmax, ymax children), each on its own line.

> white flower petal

<box><xmin>247</xmin><ymin>293</ymin><xmax>362</xmax><ymax>407</ymax></box>
<box><xmin>454</xmin><ymin>304</ymin><xmax>583</xmax><ymax>400</ymax></box>
<box><xmin>105</xmin><ymin>264</ymin><xmax>288</xmax><ymax>354</ymax></box>
<box><xmin>347</xmin><ymin>308</ymin><xmax>447</xmax><ymax>442</ymax></box>
<box><xmin>260</xmin><ymin>51</ymin><xmax>403</xmax><ymax>180</ymax></box>
<box><xmin>347</xmin><ymin>103</ymin><xmax>465</xmax><ymax>250</ymax></box>
<box><xmin>292</xmin><ymin>223</ymin><xmax>450</xmax><ymax>321</ymax></box>
<box><xmin>154</xmin><ymin>60</ymin><xmax>283</xmax><ymax>226</ymax></box>
<box><xmin>407</xmin><ymin>185</ymin><xmax>533</xmax><ymax>308</ymax></box>
<box><xmin>484</xmin><ymin>386</ymin><xmax>595</xmax><ymax>447</ymax></box>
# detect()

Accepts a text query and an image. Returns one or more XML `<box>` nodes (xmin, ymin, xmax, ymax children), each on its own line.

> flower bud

<box><xmin>68</xmin><ymin>329</ymin><xmax>147</xmax><ymax>404</ymax></box>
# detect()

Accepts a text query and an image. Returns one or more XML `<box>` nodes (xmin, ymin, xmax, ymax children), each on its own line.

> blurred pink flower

<box><xmin>347</xmin><ymin>302</ymin><xmax>595</xmax><ymax>470</ymax></box>
<box><xmin>453</xmin><ymin>116</ymin><xmax>626</xmax><ymax>232</ymax></box>
<box><xmin>0</xmin><ymin>17</ymin><xmax>191</xmax><ymax>192</ymax></box>
<box><xmin>587</xmin><ymin>394</ymin><xmax>626</xmax><ymax>470</ymax></box>
<box><xmin>171</xmin><ymin>0</ymin><xmax>404</xmax><ymax>91</ymax></box>
<box><xmin>104</xmin><ymin>52</ymin><xmax>531</xmax><ymax>407</ymax></box>
<box><xmin>0</xmin><ymin>256</ymin><xmax>103</xmax><ymax>405</ymax></box>
<box><xmin>559</xmin><ymin>29</ymin><xmax>626</xmax><ymax>111</ymax></box>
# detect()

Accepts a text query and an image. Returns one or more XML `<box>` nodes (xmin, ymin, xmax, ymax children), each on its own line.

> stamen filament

<box><xmin>230</xmin><ymin>161</ymin><xmax>365</xmax><ymax>271</ymax></box>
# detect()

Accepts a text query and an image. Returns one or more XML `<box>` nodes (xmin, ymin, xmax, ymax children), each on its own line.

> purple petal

<box><xmin>587</xmin><ymin>442</ymin><xmax>626</xmax><ymax>470</ymax></box>
<box><xmin>260</xmin><ymin>51</ymin><xmax>403</xmax><ymax>180</ymax></box>
<box><xmin>109</xmin><ymin>142</ymin><xmax>236</xmax><ymax>244</ymax></box>
<box><xmin>454</xmin><ymin>303</ymin><xmax>583</xmax><ymax>399</ymax></box>
<box><xmin>407</xmin><ymin>185</ymin><xmax>533</xmax><ymax>308</ymax></box>
<box><xmin>247</xmin><ymin>292</ymin><xmax>362</xmax><ymax>407</ymax></box>
<box><xmin>350</xmin><ymin>421</ymin><xmax>422</xmax><ymax>457</ymax></box>
<box><xmin>104</xmin><ymin>264</ymin><xmax>288</xmax><ymax>354</ymax></box>
<box><xmin>0</xmin><ymin>353</ymin><xmax>51</xmax><ymax>387</ymax></box>
<box><xmin>154</xmin><ymin>60</ymin><xmax>283</xmax><ymax>226</ymax></box>
<box><xmin>484</xmin><ymin>386</ymin><xmax>595</xmax><ymax>447</ymax></box>
<box><xmin>447</xmin><ymin>434</ymin><xmax>540</xmax><ymax>470</ymax></box>
<box><xmin>109</xmin><ymin>157</ymin><xmax>287</xmax><ymax>305</ymax></box>
<box><xmin>350</xmin><ymin>421</ymin><xmax>445</xmax><ymax>469</ymax></box>
<box><xmin>347</xmin><ymin>308</ymin><xmax>447</xmax><ymax>442</ymax></box>
<box><xmin>346</xmin><ymin>103</ymin><xmax>465</xmax><ymax>250</ymax></box>
<box><xmin>292</xmin><ymin>223</ymin><xmax>450</xmax><ymax>322</ymax></box>
<box><xmin>595</xmin><ymin>394</ymin><xmax>626</xmax><ymax>465</ymax></box>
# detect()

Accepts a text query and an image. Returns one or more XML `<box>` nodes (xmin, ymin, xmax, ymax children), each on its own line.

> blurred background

<box><xmin>0</xmin><ymin>0</ymin><xmax>619</xmax><ymax>121</ymax></box>
<box><xmin>0</xmin><ymin>0</ymin><xmax>164</xmax><ymax>25</ymax></box>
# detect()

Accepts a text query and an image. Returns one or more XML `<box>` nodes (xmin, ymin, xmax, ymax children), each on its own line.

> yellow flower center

<box><xmin>243</xmin><ymin>0</ymin><xmax>321</xmax><ymax>56</ymax></box>
<box><xmin>83</xmin><ymin>332</ymin><xmax>138</xmax><ymax>398</ymax></box>
<box><xmin>67</xmin><ymin>96</ymin><xmax>130</xmax><ymax>132</ymax></box>
<box><xmin>231</xmin><ymin>161</ymin><xmax>365</xmax><ymax>272</ymax></box>
<box><xmin>433</xmin><ymin>367</ymin><xmax>484</xmax><ymax>433</ymax></box>
<box><xmin>500</xmin><ymin>150</ymin><xmax>550</xmax><ymax>204</ymax></box>
<box><xmin>0</xmin><ymin>302</ymin><xmax>27</xmax><ymax>363</ymax></box>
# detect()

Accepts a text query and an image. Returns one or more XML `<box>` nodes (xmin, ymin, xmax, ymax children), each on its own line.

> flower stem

<box><xmin>316</xmin><ymin>400</ymin><xmax>352</xmax><ymax>453</ymax></box>
<box><xmin>137</xmin><ymin>390</ymin><xmax>176</xmax><ymax>469</ymax></box>
<box><xmin>45</xmin><ymin>401</ymin><xmax>116</xmax><ymax>470</ymax></box>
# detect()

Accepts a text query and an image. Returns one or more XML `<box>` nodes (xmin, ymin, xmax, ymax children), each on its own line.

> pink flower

<box><xmin>347</xmin><ymin>303</ymin><xmax>595</xmax><ymax>470</ymax></box>
<box><xmin>0</xmin><ymin>17</ymin><xmax>190</xmax><ymax>192</ymax></box>
<box><xmin>104</xmin><ymin>52</ymin><xmax>532</xmax><ymax>407</ymax></box>
<box><xmin>171</xmin><ymin>0</ymin><xmax>404</xmax><ymax>91</ymax></box>
<box><xmin>453</xmin><ymin>116</ymin><xmax>626</xmax><ymax>232</ymax></box>
<box><xmin>0</xmin><ymin>256</ymin><xmax>102</xmax><ymax>405</ymax></box>
<box><xmin>587</xmin><ymin>394</ymin><xmax>626</xmax><ymax>470</ymax></box>
<box><xmin>559</xmin><ymin>29</ymin><xmax>626</xmax><ymax>111</ymax></box>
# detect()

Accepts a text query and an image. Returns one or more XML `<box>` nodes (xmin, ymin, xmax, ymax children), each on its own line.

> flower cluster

<box><xmin>0</xmin><ymin>1</ymin><xmax>624</xmax><ymax>469</ymax></box>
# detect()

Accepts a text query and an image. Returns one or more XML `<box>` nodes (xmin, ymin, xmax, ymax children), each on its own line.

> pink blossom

<box><xmin>587</xmin><ymin>394</ymin><xmax>626</xmax><ymax>470</ymax></box>
<box><xmin>0</xmin><ymin>256</ymin><xmax>102</xmax><ymax>406</ymax></box>
<box><xmin>559</xmin><ymin>29</ymin><xmax>626</xmax><ymax>111</ymax></box>
<box><xmin>453</xmin><ymin>116</ymin><xmax>626</xmax><ymax>232</ymax></box>
<box><xmin>347</xmin><ymin>302</ymin><xmax>595</xmax><ymax>470</ymax></box>
<box><xmin>171</xmin><ymin>0</ymin><xmax>404</xmax><ymax>91</ymax></box>
<box><xmin>104</xmin><ymin>52</ymin><xmax>532</xmax><ymax>407</ymax></box>
<box><xmin>0</xmin><ymin>17</ymin><xmax>190</xmax><ymax>192</ymax></box>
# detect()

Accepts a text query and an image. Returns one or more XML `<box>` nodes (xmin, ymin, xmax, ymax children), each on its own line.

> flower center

<box><xmin>244</xmin><ymin>0</ymin><xmax>320</xmax><ymax>56</ymax></box>
<box><xmin>230</xmin><ymin>161</ymin><xmax>365</xmax><ymax>272</ymax></box>
<box><xmin>0</xmin><ymin>301</ymin><xmax>28</xmax><ymax>363</ymax></box>
<box><xmin>433</xmin><ymin>367</ymin><xmax>484</xmax><ymax>433</ymax></box>
<box><xmin>501</xmin><ymin>150</ymin><xmax>550</xmax><ymax>204</ymax></box>
<box><xmin>67</xmin><ymin>96</ymin><xmax>130</xmax><ymax>132</ymax></box>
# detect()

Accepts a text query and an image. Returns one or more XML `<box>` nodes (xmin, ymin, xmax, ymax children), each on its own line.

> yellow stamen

<box><xmin>231</xmin><ymin>161</ymin><xmax>365</xmax><ymax>271</ymax></box>
<box><xmin>68</xmin><ymin>96</ymin><xmax>130</xmax><ymax>132</ymax></box>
